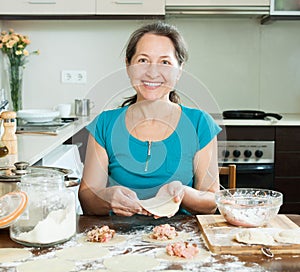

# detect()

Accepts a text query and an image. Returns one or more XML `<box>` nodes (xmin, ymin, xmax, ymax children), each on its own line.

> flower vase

<box><xmin>8</xmin><ymin>64</ymin><xmax>24</xmax><ymax>112</ymax></box>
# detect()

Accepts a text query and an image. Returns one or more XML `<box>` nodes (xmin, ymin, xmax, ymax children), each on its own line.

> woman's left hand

<box><xmin>157</xmin><ymin>180</ymin><xmax>185</xmax><ymax>203</ymax></box>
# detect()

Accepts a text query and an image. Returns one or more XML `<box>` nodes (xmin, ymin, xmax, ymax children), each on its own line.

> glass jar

<box><xmin>10</xmin><ymin>171</ymin><xmax>76</xmax><ymax>247</ymax></box>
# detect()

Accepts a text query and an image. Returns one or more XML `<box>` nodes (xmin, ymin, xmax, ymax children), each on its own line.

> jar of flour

<box><xmin>10</xmin><ymin>171</ymin><xmax>76</xmax><ymax>247</ymax></box>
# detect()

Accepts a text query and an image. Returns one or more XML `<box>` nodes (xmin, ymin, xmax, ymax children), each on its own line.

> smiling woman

<box><xmin>79</xmin><ymin>21</ymin><xmax>221</xmax><ymax>218</ymax></box>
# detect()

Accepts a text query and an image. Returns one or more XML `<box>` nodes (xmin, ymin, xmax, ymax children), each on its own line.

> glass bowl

<box><xmin>215</xmin><ymin>188</ymin><xmax>283</xmax><ymax>227</ymax></box>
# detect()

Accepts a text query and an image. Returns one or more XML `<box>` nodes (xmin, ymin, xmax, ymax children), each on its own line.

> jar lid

<box><xmin>0</xmin><ymin>192</ymin><xmax>28</xmax><ymax>228</ymax></box>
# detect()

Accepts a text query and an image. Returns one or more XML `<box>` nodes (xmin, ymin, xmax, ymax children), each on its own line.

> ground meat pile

<box><xmin>150</xmin><ymin>224</ymin><xmax>178</xmax><ymax>241</ymax></box>
<box><xmin>86</xmin><ymin>225</ymin><xmax>115</xmax><ymax>243</ymax></box>
<box><xmin>166</xmin><ymin>241</ymin><xmax>199</xmax><ymax>259</ymax></box>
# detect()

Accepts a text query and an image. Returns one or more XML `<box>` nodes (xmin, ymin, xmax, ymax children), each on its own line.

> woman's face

<box><xmin>127</xmin><ymin>33</ymin><xmax>183</xmax><ymax>102</ymax></box>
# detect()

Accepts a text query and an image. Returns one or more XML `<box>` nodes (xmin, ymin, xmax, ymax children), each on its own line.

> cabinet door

<box><xmin>166</xmin><ymin>0</ymin><xmax>269</xmax><ymax>6</ymax></box>
<box><xmin>96</xmin><ymin>0</ymin><xmax>165</xmax><ymax>15</ymax></box>
<box><xmin>0</xmin><ymin>0</ymin><xmax>95</xmax><ymax>15</ymax></box>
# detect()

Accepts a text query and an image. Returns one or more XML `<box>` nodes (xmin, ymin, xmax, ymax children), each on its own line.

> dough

<box><xmin>156</xmin><ymin>248</ymin><xmax>211</xmax><ymax>262</ymax></box>
<box><xmin>235</xmin><ymin>229</ymin><xmax>275</xmax><ymax>245</ymax></box>
<box><xmin>16</xmin><ymin>258</ymin><xmax>75</xmax><ymax>272</ymax></box>
<box><xmin>274</xmin><ymin>229</ymin><xmax>300</xmax><ymax>244</ymax></box>
<box><xmin>142</xmin><ymin>232</ymin><xmax>190</xmax><ymax>244</ymax></box>
<box><xmin>0</xmin><ymin>248</ymin><xmax>31</xmax><ymax>263</ymax></box>
<box><xmin>78</xmin><ymin>234</ymin><xmax>127</xmax><ymax>246</ymax></box>
<box><xmin>55</xmin><ymin>244</ymin><xmax>109</xmax><ymax>260</ymax></box>
<box><xmin>140</xmin><ymin>196</ymin><xmax>180</xmax><ymax>217</ymax></box>
<box><xmin>103</xmin><ymin>255</ymin><xmax>160</xmax><ymax>271</ymax></box>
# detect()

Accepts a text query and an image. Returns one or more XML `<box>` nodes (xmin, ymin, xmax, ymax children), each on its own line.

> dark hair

<box><xmin>121</xmin><ymin>21</ymin><xmax>188</xmax><ymax>107</ymax></box>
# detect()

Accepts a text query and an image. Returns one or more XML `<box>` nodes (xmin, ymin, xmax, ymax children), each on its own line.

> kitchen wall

<box><xmin>1</xmin><ymin>17</ymin><xmax>300</xmax><ymax>114</ymax></box>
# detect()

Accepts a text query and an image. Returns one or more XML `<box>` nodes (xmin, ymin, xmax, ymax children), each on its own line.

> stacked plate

<box><xmin>17</xmin><ymin>109</ymin><xmax>60</xmax><ymax>123</ymax></box>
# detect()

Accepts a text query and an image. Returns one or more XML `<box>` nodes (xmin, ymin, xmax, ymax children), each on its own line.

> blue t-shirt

<box><xmin>86</xmin><ymin>104</ymin><xmax>221</xmax><ymax>200</ymax></box>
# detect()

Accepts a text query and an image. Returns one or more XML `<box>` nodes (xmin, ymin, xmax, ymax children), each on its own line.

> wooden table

<box><xmin>1</xmin><ymin>214</ymin><xmax>300</xmax><ymax>271</ymax></box>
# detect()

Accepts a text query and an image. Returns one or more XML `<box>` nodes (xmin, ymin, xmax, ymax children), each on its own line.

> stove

<box><xmin>218</xmin><ymin>140</ymin><xmax>275</xmax><ymax>164</ymax></box>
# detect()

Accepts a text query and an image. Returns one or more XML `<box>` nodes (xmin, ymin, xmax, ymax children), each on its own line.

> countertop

<box><xmin>0</xmin><ymin>115</ymin><xmax>95</xmax><ymax>167</ymax></box>
<box><xmin>219</xmin><ymin>113</ymin><xmax>300</xmax><ymax>126</ymax></box>
<box><xmin>0</xmin><ymin>214</ymin><xmax>299</xmax><ymax>271</ymax></box>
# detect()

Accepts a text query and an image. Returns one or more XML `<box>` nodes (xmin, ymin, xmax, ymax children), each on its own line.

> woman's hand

<box><xmin>99</xmin><ymin>186</ymin><xmax>145</xmax><ymax>216</ymax></box>
<box><xmin>156</xmin><ymin>180</ymin><xmax>185</xmax><ymax>203</ymax></box>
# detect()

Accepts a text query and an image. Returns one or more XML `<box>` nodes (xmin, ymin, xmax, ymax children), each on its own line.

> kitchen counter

<box><xmin>0</xmin><ymin>115</ymin><xmax>95</xmax><ymax>167</ymax></box>
<box><xmin>0</xmin><ymin>214</ymin><xmax>299</xmax><ymax>271</ymax></box>
<box><xmin>219</xmin><ymin>114</ymin><xmax>300</xmax><ymax>126</ymax></box>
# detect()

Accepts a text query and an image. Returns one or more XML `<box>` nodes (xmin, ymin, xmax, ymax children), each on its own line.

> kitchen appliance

<box><xmin>270</xmin><ymin>0</ymin><xmax>300</xmax><ymax>15</ymax></box>
<box><xmin>75</xmin><ymin>99</ymin><xmax>93</xmax><ymax>117</ymax></box>
<box><xmin>223</xmin><ymin>110</ymin><xmax>282</xmax><ymax>120</ymax></box>
<box><xmin>218</xmin><ymin>140</ymin><xmax>275</xmax><ymax>189</ymax></box>
<box><xmin>16</xmin><ymin>119</ymin><xmax>72</xmax><ymax>135</ymax></box>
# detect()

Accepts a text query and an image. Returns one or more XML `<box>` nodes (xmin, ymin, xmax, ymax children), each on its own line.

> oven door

<box><xmin>220</xmin><ymin>163</ymin><xmax>274</xmax><ymax>189</ymax></box>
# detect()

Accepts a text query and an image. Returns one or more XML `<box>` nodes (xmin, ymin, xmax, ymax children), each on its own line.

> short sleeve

<box><xmin>86</xmin><ymin>112</ymin><xmax>106</xmax><ymax>148</ymax></box>
<box><xmin>196</xmin><ymin>111</ymin><xmax>222</xmax><ymax>149</ymax></box>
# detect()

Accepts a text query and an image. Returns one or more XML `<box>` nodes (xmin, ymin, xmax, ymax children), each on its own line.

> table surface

<box><xmin>1</xmin><ymin>214</ymin><xmax>300</xmax><ymax>272</ymax></box>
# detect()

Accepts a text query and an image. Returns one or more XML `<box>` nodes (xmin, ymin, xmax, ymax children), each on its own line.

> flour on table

<box><xmin>55</xmin><ymin>244</ymin><xmax>109</xmax><ymax>260</ymax></box>
<box><xmin>274</xmin><ymin>229</ymin><xmax>300</xmax><ymax>244</ymax></box>
<box><xmin>140</xmin><ymin>196</ymin><xmax>180</xmax><ymax>217</ymax></box>
<box><xmin>16</xmin><ymin>258</ymin><xmax>75</xmax><ymax>272</ymax></box>
<box><xmin>103</xmin><ymin>255</ymin><xmax>160</xmax><ymax>271</ymax></box>
<box><xmin>0</xmin><ymin>248</ymin><xmax>32</xmax><ymax>263</ymax></box>
<box><xmin>235</xmin><ymin>229</ymin><xmax>275</xmax><ymax>245</ymax></box>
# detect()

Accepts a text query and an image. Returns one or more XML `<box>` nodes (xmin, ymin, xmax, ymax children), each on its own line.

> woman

<box><xmin>79</xmin><ymin>21</ymin><xmax>221</xmax><ymax>217</ymax></box>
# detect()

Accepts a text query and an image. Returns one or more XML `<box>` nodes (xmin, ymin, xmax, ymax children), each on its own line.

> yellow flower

<box><xmin>23</xmin><ymin>50</ymin><xmax>29</xmax><ymax>56</ymax></box>
<box><xmin>15</xmin><ymin>50</ymin><xmax>22</xmax><ymax>55</ymax></box>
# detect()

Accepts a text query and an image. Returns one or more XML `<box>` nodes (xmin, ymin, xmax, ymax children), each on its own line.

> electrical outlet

<box><xmin>61</xmin><ymin>70</ymin><xmax>87</xmax><ymax>84</ymax></box>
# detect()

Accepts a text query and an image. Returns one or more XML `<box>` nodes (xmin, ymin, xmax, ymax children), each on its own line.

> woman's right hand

<box><xmin>99</xmin><ymin>186</ymin><xmax>145</xmax><ymax>216</ymax></box>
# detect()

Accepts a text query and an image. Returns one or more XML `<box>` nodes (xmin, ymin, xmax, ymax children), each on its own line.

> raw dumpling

<box><xmin>274</xmin><ymin>229</ymin><xmax>300</xmax><ymax>244</ymax></box>
<box><xmin>235</xmin><ymin>229</ymin><xmax>275</xmax><ymax>245</ymax></box>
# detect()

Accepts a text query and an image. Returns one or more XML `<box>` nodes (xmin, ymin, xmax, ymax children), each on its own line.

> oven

<box><xmin>218</xmin><ymin>140</ymin><xmax>275</xmax><ymax>189</ymax></box>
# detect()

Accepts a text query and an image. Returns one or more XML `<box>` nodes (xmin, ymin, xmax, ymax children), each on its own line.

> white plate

<box><xmin>17</xmin><ymin>109</ymin><xmax>60</xmax><ymax>123</ymax></box>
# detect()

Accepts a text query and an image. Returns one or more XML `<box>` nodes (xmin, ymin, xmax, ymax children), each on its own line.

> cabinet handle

<box><xmin>28</xmin><ymin>0</ymin><xmax>56</xmax><ymax>4</ymax></box>
<box><xmin>114</xmin><ymin>0</ymin><xmax>143</xmax><ymax>5</ymax></box>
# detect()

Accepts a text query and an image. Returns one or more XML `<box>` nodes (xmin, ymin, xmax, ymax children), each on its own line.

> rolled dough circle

<box><xmin>142</xmin><ymin>232</ymin><xmax>190</xmax><ymax>244</ymax></box>
<box><xmin>55</xmin><ymin>244</ymin><xmax>109</xmax><ymax>260</ymax></box>
<box><xmin>78</xmin><ymin>234</ymin><xmax>127</xmax><ymax>246</ymax></box>
<box><xmin>103</xmin><ymin>255</ymin><xmax>160</xmax><ymax>271</ymax></box>
<box><xmin>0</xmin><ymin>248</ymin><xmax>32</xmax><ymax>263</ymax></box>
<box><xmin>16</xmin><ymin>258</ymin><xmax>75</xmax><ymax>272</ymax></box>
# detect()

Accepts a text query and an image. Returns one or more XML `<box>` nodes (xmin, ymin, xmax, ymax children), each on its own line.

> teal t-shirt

<box><xmin>86</xmin><ymin>104</ymin><xmax>221</xmax><ymax>200</ymax></box>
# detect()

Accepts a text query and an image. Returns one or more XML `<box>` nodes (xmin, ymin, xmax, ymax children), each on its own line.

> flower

<box><xmin>0</xmin><ymin>29</ymin><xmax>39</xmax><ymax>111</ymax></box>
<box><xmin>0</xmin><ymin>29</ymin><xmax>39</xmax><ymax>67</ymax></box>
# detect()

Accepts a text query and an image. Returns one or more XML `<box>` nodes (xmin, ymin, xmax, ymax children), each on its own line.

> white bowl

<box><xmin>17</xmin><ymin>109</ymin><xmax>60</xmax><ymax>123</ymax></box>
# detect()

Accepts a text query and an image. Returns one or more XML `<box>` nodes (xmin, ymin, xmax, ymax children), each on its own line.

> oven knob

<box><xmin>244</xmin><ymin>150</ymin><xmax>252</xmax><ymax>158</ymax></box>
<box><xmin>222</xmin><ymin>150</ymin><xmax>230</xmax><ymax>158</ymax></box>
<box><xmin>233</xmin><ymin>150</ymin><xmax>241</xmax><ymax>158</ymax></box>
<box><xmin>255</xmin><ymin>150</ymin><xmax>263</xmax><ymax>158</ymax></box>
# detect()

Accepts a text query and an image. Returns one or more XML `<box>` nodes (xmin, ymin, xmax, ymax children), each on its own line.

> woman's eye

<box><xmin>162</xmin><ymin>60</ymin><xmax>171</xmax><ymax>65</ymax></box>
<box><xmin>138</xmin><ymin>58</ymin><xmax>148</xmax><ymax>63</ymax></box>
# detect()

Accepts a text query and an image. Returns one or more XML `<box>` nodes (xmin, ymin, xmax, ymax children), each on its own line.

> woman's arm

<box><xmin>180</xmin><ymin>136</ymin><xmax>220</xmax><ymax>214</ymax></box>
<box><xmin>78</xmin><ymin>134</ymin><xmax>143</xmax><ymax>216</ymax></box>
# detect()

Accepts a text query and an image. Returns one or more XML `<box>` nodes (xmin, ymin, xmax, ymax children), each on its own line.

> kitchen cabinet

<box><xmin>165</xmin><ymin>0</ymin><xmax>270</xmax><ymax>16</ymax></box>
<box><xmin>274</xmin><ymin>126</ymin><xmax>300</xmax><ymax>214</ymax></box>
<box><xmin>0</xmin><ymin>0</ymin><xmax>95</xmax><ymax>15</ymax></box>
<box><xmin>96</xmin><ymin>0</ymin><xmax>165</xmax><ymax>15</ymax></box>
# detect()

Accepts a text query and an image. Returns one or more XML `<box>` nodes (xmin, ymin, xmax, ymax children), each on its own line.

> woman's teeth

<box><xmin>143</xmin><ymin>81</ymin><xmax>161</xmax><ymax>87</ymax></box>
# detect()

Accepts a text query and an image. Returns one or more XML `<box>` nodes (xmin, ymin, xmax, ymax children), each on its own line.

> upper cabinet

<box><xmin>270</xmin><ymin>0</ymin><xmax>300</xmax><ymax>15</ymax></box>
<box><xmin>0</xmin><ymin>0</ymin><xmax>95</xmax><ymax>15</ymax></box>
<box><xmin>165</xmin><ymin>0</ymin><xmax>270</xmax><ymax>16</ymax></box>
<box><xmin>96</xmin><ymin>0</ymin><xmax>165</xmax><ymax>15</ymax></box>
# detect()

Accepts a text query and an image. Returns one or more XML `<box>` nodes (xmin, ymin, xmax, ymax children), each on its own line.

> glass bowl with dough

<box><xmin>215</xmin><ymin>188</ymin><xmax>283</xmax><ymax>227</ymax></box>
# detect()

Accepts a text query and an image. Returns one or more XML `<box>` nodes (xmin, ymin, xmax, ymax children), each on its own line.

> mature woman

<box><xmin>79</xmin><ymin>21</ymin><xmax>221</xmax><ymax>217</ymax></box>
